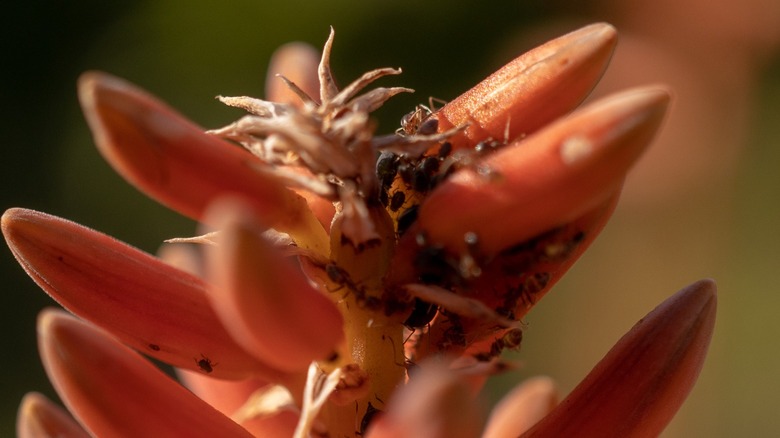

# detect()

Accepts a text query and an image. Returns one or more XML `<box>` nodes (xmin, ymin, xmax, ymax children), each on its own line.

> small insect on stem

<box><xmin>357</xmin><ymin>401</ymin><xmax>383</xmax><ymax>436</ymax></box>
<box><xmin>195</xmin><ymin>354</ymin><xmax>217</xmax><ymax>374</ymax></box>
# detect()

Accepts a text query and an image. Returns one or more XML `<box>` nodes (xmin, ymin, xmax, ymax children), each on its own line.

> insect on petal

<box><xmin>38</xmin><ymin>309</ymin><xmax>255</xmax><ymax>438</ymax></box>
<box><xmin>437</xmin><ymin>23</ymin><xmax>618</xmax><ymax>150</ymax></box>
<box><xmin>420</xmin><ymin>86</ymin><xmax>670</xmax><ymax>257</ymax></box>
<box><xmin>2</xmin><ymin>208</ymin><xmax>285</xmax><ymax>380</ymax></box>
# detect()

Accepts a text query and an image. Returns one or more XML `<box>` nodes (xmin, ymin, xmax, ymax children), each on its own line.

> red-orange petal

<box><xmin>366</xmin><ymin>362</ymin><xmax>482</xmax><ymax>438</ymax></box>
<box><xmin>17</xmin><ymin>392</ymin><xmax>90</xmax><ymax>438</ymax></box>
<box><xmin>78</xmin><ymin>71</ymin><xmax>327</xmax><ymax>253</ymax></box>
<box><xmin>177</xmin><ymin>368</ymin><xmax>270</xmax><ymax>416</ymax></box>
<box><xmin>38</xmin><ymin>309</ymin><xmax>254</xmax><ymax>437</ymax></box>
<box><xmin>522</xmin><ymin>279</ymin><xmax>717</xmax><ymax>437</ymax></box>
<box><xmin>482</xmin><ymin>377</ymin><xmax>559</xmax><ymax>438</ymax></box>
<box><xmin>2</xmin><ymin>208</ymin><xmax>284</xmax><ymax>379</ymax></box>
<box><xmin>205</xmin><ymin>198</ymin><xmax>344</xmax><ymax>372</ymax></box>
<box><xmin>420</xmin><ymin>86</ymin><xmax>670</xmax><ymax>256</ymax></box>
<box><xmin>437</xmin><ymin>23</ymin><xmax>617</xmax><ymax>150</ymax></box>
<box><xmin>266</xmin><ymin>42</ymin><xmax>322</xmax><ymax>106</ymax></box>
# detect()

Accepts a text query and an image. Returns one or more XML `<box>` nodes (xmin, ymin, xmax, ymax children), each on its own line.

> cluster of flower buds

<box><xmin>6</xmin><ymin>23</ymin><xmax>716</xmax><ymax>438</ymax></box>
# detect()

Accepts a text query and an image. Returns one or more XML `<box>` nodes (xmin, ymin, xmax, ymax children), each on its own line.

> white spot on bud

<box><xmin>560</xmin><ymin>135</ymin><xmax>593</xmax><ymax>165</ymax></box>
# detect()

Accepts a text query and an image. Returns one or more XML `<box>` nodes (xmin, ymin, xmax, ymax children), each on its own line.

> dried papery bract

<box><xmin>522</xmin><ymin>280</ymin><xmax>717</xmax><ymax>437</ymax></box>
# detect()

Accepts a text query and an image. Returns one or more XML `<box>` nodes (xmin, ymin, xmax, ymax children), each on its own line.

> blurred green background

<box><xmin>2</xmin><ymin>1</ymin><xmax>779</xmax><ymax>436</ymax></box>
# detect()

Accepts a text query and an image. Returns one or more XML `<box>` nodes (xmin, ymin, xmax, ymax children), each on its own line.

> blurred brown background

<box><xmin>2</xmin><ymin>1</ymin><xmax>779</xmax><ymax>436</ymax></box>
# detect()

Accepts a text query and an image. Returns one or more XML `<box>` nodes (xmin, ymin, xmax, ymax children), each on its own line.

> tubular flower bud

<box><xmin>4</xmin><ymin>23</ymin><xmax>716</xmax><ymax>437</ymax></box>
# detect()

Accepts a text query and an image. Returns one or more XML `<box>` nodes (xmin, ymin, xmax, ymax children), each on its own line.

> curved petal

<box><xmin>177</xmin><ymin>368</ymin><xmax>270</xmax><ymax>416</ymax></box>
<box><xmin>78</xmin><ymin>71</ymin><xmax>328</xmax><ymax>254</ymax></box>
<box><xmin>522</xmin><ymin>280</ymin><xmax>717</xmax><ymax>437</ymax></box>
<box><xmin>178</xmin><ymin>369</ymin><xmax>301</xmax><ymax>436</ymax></box>
<box><xmin>205</xmin><ymin>198</ymin><xmax>344</xmax><ymax>372</ymax></box>
<box><xmin>38</xmin><ymin>309</ymin><xmax>254</xmax><ymax>438</ymax></box>
<box><xmin>2</xmin><ymin>208</ymin><xmax>284</xmax><ymax>379</ymax></box>
<box><xmin>266</xmin><ymin>42</ymin><xmax>322</xmax><ymax>106</ymax></box>
<box><xmin>366</xmin><ymin>362</ymin><xmax>482</xmax><ymax>438</ymax></box>
<box><xmin>17</xmin><ymin>392</ymin><xmax>90</xmax><ymax>438</ymax></box>
<box><xmin>437</xmin><ymin>23</ymin><xmax>617</xmax><ymax>150</ymax></box>
<box><xmin>420</xmin><ymin>86</ymin><xmax>670</xmax><ymax>256</ymax></box>
<box><xmin>482</xmin><ymin>377</ymin><xmax>558</xmax><ymax>438</ymax></box>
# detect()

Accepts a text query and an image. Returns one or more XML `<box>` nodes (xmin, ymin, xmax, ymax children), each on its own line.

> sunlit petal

<box><xmin>482</xmin><ymin>377</ymin><xmax>558</xmax><ymax>438</ymax></box>
<box><xmin>420</xmin><ymin>86</ymin><xmax>669</xmax><ymax>256</ymax></box>
<box><xmin>366</xmin><ymin>363</ymin><xmax>482</xmax><ymax>438</ymax></box>
<box><xmin>17</xmin><ymin>392</ymin><xmax>90</xmax><ymax>438</ymax></box>
<box><xmin>437</xmin><ymin>23</ymin><xmax>617</xmax><ymax>150</ymax></box>
<box><xmin>38</xmin><ymin>309</ymin><xmax>254</xmax><ymax>437</ymax></box>
<box><xmin>2</xmin><ymin>208</ymin><xmax>284</xmax><ymax>379</ymax></box>
<box><xmin>266</xmin><ymin>42</ymin><xmax>321</xmax><ymax>106</ymax></box>
<box><xmin>522</xmin><ymin>279</ymin><xmax>717</xmax><ymax>437</ymax></box>
<box><xmin>205</xmin><ymin>197</ymin><xmax>344</xmax><ymax>372</ymax></box>
<box><xmin>78</xmin><ymin>71</ymin><xmax>328</xmax><ymax>253</ymax></box>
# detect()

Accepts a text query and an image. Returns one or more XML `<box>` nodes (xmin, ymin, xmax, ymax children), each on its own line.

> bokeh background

<box><xmin>2</xmin><ymin>1</ymin><xmax>779</xmax><ymax>436</ymax></box>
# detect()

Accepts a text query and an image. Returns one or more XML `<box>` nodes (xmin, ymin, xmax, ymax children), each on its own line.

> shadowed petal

<box><xmin>366</xmin><ymin>363</ymin><xmax>482</xmax><ymax>438</ymax></box>
<box><xmin>522</xmin><ymin>279</ymin><xmax>717</xmax><ymax>437</ymax></box>
<box><xmin>38</xmin><ymin>309</ymin><xmax>254</xmax><ymax>437</ymax></box>
<box><xmin>177</xmin><ymin>369</ymin><xmax>301</xmax><ymax>436</ymax></box>
<box><xmin>437</xmin><ymin>23</ymin><xmax>617</xmax><ymax>150</ymax></box>
<box><xmin>17</xmin><ymin>392</ymin><xmax>90</xmax><ymax>438</ymax></box>
<box><xmin>265</xmin><ymin>42</ymin><xmax>337</xmax><ymax>230</ymax></box>
<box><xmin>420</xmin><ymin>86</ymin><xmax>669</xmax><ymax>256</ymax></box>
<box><xmin>266</xmin><ymin>42</ymin><xmax>322</xmax><ymax>106</ymax></box>
<box><xmin>205</xmin><ymin>198</ymin><xmax>344</xmax><ymax>372</ymax></box>
<box><xmin>2</xmin><ymin>208</ymin><xmax>284</xmax><ymax>379</ymax></box>
<box><xmin>177</xmin><ymin>368</ymin><xmax>270</xmax><ymax>416</ymax></box>
<box><xmin>482</xmin><ymin>377</ymin><xmax>558</xmax><ymax>438</ymax></box>
<box><xmin>78</xmin><ymin>71</ymin><xmax>328</xmax><ymax>254</ymax></box>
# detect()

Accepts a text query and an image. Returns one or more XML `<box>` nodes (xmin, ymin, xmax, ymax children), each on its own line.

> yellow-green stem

<box><xmin>321</xmin><ymin>298</ymin><xmax>405</xmax><ymax>437</ymax></box>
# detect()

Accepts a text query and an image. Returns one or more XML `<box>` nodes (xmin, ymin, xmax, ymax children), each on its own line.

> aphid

<box><xmin>358</xmin><ymin>402</ymin><xmax>382</xmax><ymax>436</ymax></box>
<box><xmin>376</xmin><ymin>151</ymin><xmax>400</xmax><ymax>189</ymax></box>
<box><xmin>196</xmin><ymin>354</ymin><xmax>217</xmax><ymax>373</ymax></box>
<box><xmin>389</xmin><ymin>191</ymin><xmax>406</xmax><ymax>212</ymax></box>
<box><xmin>396</xmin><ymin>205</ymin><xmax>419</xmax><ymax>236</ymax></box>
<box><xmin>325</xmin><ymin>262</ymin><xmax>349</xmax><ymax>285</ymax></box>
<box><xmin>412</xmin><ymin>233</ymin><xmax>462</xmax><ymax>286</ymax></box>
<box><xmin>403</xmin><ymin>298</ymin><xmax>438</xmax><ymax>329</ymax></box>
<box><xmin>410</xmin><ymin>167</ymin><xmax>430</xmax><ymax>192</ymax></box>
<box><xmin>398</xmin><ymin>162</ymin><xmax>415</xmax><ymax>186</ymax></box>
<box><xmin>437</xmin><ymin>142</ymin><xmax>452</xmax><ymax>159</ymax></box>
